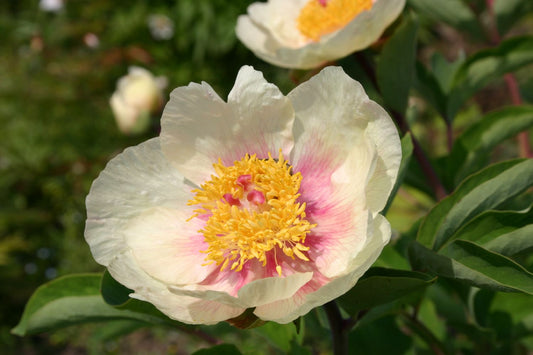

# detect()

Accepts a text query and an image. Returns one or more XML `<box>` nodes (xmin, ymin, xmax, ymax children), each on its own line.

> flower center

<box><xmin>296</xmin><ymin>0</ymin><xmax>373</xmax><ymax>42</ymax></box>
<box><xmin>188</xmin><ymin>151</ymin><xmax>315</xmax><ymax>276</ymax></box>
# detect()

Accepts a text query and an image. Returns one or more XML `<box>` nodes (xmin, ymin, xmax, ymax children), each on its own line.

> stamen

<box><xmin>187</xmin><ymin>152</ymin><xmax>316</xmax><ymax>276</ymax></box>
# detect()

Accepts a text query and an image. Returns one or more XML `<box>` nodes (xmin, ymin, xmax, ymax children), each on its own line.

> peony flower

<box><xmin>110</xmin><ymin>67</ymin><xmax>168</xmax><ymax>135</ymax></box>
<box><xmin>236</xmin><ymin>0</ymin><xmax>406</xmax><ymax>69</ymax></box>
<box><xmin>85</xmin><ymin>66</ymin><xmax>401</xmax><ymax>324</ymax></box>
<box><xmin>39</xmin><ymin>0</ymin><xmax>63</xmax><ymax>12</ymax></box>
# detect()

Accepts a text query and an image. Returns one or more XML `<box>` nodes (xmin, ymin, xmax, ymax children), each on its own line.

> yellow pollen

<box><xmin>188</xmin><ymin>151</ymin><xmax>316</xmax><ymax>276</ymax></box>
<box><xmin>296</xmin><ymin>0</ymin><xmax>373</xmax><ymax>42</ymax></box>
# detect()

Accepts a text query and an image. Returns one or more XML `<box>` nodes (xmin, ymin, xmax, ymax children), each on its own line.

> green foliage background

<box><xmin>1</xmin><ymin>0</ymin><xmax>533</xmax><ymax>354</ymax></box>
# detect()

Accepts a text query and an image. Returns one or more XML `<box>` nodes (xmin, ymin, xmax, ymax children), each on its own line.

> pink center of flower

<box><xmin>187</xmin><ymin>151</ymin><xmax>316</xmax><ymax>276</ymax></box>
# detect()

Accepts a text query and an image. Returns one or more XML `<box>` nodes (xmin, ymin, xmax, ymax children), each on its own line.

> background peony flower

<box><xmin>236</xmin><ymin>0</ymin><xmax>406</xmax><ymax>69</ymax></box>
<box><xmin>110</xmin><ymin>67</ymin><xmax>168</xmax><ymax>135</ymax></box>
<box><xmin>86</xmin><ymin>66</ymin><xmax>401</xmax><ymax>324</ymax></box>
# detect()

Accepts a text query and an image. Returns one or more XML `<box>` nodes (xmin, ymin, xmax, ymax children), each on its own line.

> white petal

<box><xmin>85</xmin><ymin>138</ymin><xmax>189</xmax><ymax>266</ymax></box>
<box><xmin>169</xmin><ymin>266</ymin><xmax>313</xmax><ymax>308</ymax></box>
<box><xmin>160</xmin><ymin>66</ymin><xmax>294</xmax><ymax>185</ymax></box>
<box><xmin>107</xmin><ymin>250</ymin><xmax>244</xmax><ymax>324</ymax></box>
<box><xmin>254</xmin><ymin>214</ymin><xmax>390</xmax><ymax>323</ymax></box>
<box><xmin>235</xmin><ymin>0</ymin><xmax>406</xmax><ymax>69</ymax></box>
<box><xmin>124</xmin><ymin>207</ymin><xmax>217</xmax><ymax>285</ymax></box>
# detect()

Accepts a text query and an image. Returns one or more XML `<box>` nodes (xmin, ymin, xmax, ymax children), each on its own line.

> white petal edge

<box><xmin>85</xmin><ymin>138</ymin><xmax>190</xmax><ymax>266</ymax></box>
<box><xmin>107</xmin><ymin>249</ymin><xmax>244</xmax><ymax>324</ymax></box>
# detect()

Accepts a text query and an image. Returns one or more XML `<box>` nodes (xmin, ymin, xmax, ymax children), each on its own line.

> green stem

<box><xmin>323</xmin><ymin>301</ymin><xmax>351</xmax><ymax>355</ymax></box>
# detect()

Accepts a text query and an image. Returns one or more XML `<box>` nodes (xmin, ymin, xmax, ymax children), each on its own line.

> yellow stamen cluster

<box><xmin>188</xmin><ymin>151</ymin><xmax>315</xmax><ymax>276</ymax></box>
<box><xmin>297</xmin><ymin>0</ymin><xmax>373</xmax><ymax>42</ymax></box>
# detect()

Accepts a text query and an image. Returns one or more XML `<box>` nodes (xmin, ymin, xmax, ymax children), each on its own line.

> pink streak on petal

<box><xmin>318</xmin><ymin>0</ymin><xmax>328</xmax><ymax>6</ymax></box>
<box><xmin>247</xmin><ymin>189</ymin><xmax>265</xmax><ymax>205</ymax></box>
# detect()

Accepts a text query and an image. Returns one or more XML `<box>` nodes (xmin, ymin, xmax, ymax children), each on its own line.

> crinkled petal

<box><xmin>160</xmin><ymin>66</ymin><xmax>294</xmax><ymax>185</ymax></box>
<box><xmin>254</xmin><ymin>214</ymin><xmax>391</xmax><ymax>323</ymax></box>
<box><xmin>85</xmin><ymin>138</ymin><xmax>190</xmax><ymax>266</ymax></box>
<box><xmin>108</xmin><ymin>250</ymin><xmax>244</xmax><ymax>325</ymax></box>
<box><xmin>124</xmin><ymin>207</ymin><xmax>216</xmax><ymax>285</ymax></box>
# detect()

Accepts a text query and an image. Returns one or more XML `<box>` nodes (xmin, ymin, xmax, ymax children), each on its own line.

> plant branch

<box><xmin>485</xmin><ymin>0</ymin><xmax>533</xmax><ymax>158</ymax></box>
<box><xmin>323</xmin><ymin>301</ymin><xmax>351</xmax><ymax>355</ymax></box>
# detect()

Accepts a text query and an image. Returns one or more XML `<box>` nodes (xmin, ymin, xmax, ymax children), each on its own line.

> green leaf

<box><xmin>254</xmin><ymin>321</ymin><xmax>301</xmax><ymax>353</ymax></box>
<box><xmin>449</xmin><ymin>206</ymin><xmax>533</xmax><ymax>262</ymax></box>
<box><xmin>495</xmin><ymin>0</ymin><xmax>533</xmax><ymax>36</ymax></box>
<box><xmin>338</xmin><ymin>267</ymin><xmax>436</xmax><ymax>316</ymax></box>
<box><xmin>430</xmin><ymin>52</ymin><xmax>465</xmax><ymax>95</ymax></box>
<box><xmin>377</xmin><ymin>13</ymin><xmax>418</xmax><ymax>114</ymax></box>
<box><xmin>12</xmin><ymin>273</ymin><xmax>180</xmax><ymax>336</ymax></box>
<box><xmin>383</xmin><ymin>133</ymin><xmax>414</xmax><ymax>215</ymax></box>
<box><xmin>101</xmin><ymin>269</ymin><xmax>133</xmax><ymax>307</ymax></box>
<box><xmin>417</xmin><ymin>159</ymin><xmax>533</xmax><ymax>250</ymax></box>
<box><xmin>192</xmin><ymin>344</ymin><xmax>242</xmax><ymax>355</ymax></box>
<box><xmin>414</xmin><ymin>61</ymin><xmax>447</xmax><ymax>119</ymax></box>
<box><xmin>409</xmin><ymin>241</ymin><xmax>533</xmax><ymax>294</ymax></box>
<box><xmin>448</xmin><ymin>105</ymin><xmax>533</xmax><ymax>184</ymax></box>
<box><xmin>447</xmin><ymin>36</ymin><xmax>533</xmax><ymax>120</ymax></box>
<box><xmin>407</xmin><ymin>0</ymin><xmax>484</xmax><ymax>38</ymax></box>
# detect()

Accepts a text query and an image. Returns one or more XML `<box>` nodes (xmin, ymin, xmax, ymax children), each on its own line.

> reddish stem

<box><xmin>485</xmin><ymin>0</ymin><xmax>533</xmax><ymax>158</ymax></box>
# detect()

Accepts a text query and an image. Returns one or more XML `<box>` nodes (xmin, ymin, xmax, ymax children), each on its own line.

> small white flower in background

<box><xmin>39</xmin><ymin>0</ymin><xmax>63</xmax><ymax>12</ymax></box>
<box><xmin>86</xmin><ymin>66</ymin><xmax>401</xmax><ymax>325</ymax></box>
<box><xmin>236</xmin><ymin>0</ymin><xmax>405</xmax><ymax>69</ymax></box>
<box><xmin>147</xmin><ymin>14</ymin><xmax>175</xmax><ymax>40</ymax></box>
<box><xmin>83</xmin><ymin>33</ymin><xmax>100</xmax><ymax>49</ymax></box>
<box><xmin>110</xmin><ymin>67</ymin><xmax>167</xmax><ymax>135</ymax></box>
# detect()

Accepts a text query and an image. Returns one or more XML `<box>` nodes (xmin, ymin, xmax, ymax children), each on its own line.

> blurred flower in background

<box><xmin>110</xmin><ymin>67</ymin><xmax>168</xmax><ymax>135</ymax></box>
<box><xmin>39</xmin><ymin>0</ymin><xmax>63</xmax><ymax>13</ymax></box>
<box><xmin>147</xmin><ymin>14</ymin><xmax>175</xmax><ymax>40</ymax></box>
<box><xmin>236</xmin><ymin>0</ymin><xmax>405</xmax><ymax>69</ymax></box>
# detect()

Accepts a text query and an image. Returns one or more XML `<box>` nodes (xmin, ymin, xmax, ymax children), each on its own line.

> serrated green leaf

<box><xmin>417</xmin><ymin>159</ymin><xmax>533</xmax><ymax>250</ymax></box>
<box><xmin>377</xmin><ymin>13</ymin><xmax>418</xmax><ymax>114</ymax></box>
<box><xmin>448</xmin><ymin>106</ymin><xmax>533</xmax><ymax>184</ymax></box>
<box><xmin>383</xmin><ymin>133</ymin><xmax>414</xmax><ymax>215</ymax></box>
<box><xmin>192</xmin><ymin>344</ymin><xmax>242</xmax><ymax>355</ymax></box>
<box><xmin>338</xmin><ymin>267</ymin><xmax>436</xmax><ymax>316</ymax></box>
<box><xmin>409</xmin><ymin>240</ymin><xmax>533</xmax><ymax>294</ymax></box>
<box><xmin>11</xmin><ymin>273</ymin><xmax>180</xmax><ymax>336</ymax></box>
<box><xmin>447</xmin><ymin>36</ymin><xmax>533</xmax><ymax>120</ymax></box>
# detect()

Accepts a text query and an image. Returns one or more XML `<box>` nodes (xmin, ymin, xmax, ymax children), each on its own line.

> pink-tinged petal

<box><xmin>288</xmin><ymin>67</ymin><xmax>389</xmax><ymax>277</ymax></box>
<box><xmin>254</xmin><ymin>214</ymin><xmax>390</xmax><ymax>323</ymax></box>
<box><xmin>85</xmin><ymin>138</ymin><xmax>190</xmax><ymax>266</ymax></box>
<box><xmin>124</xmin><ymin>207</ymin><xmax>217</xmax><ymax>285</ymax></box>
<box><xmin>168</xmin><ymin>258</ymin><xmax>313</xmax><ymax>308</ymax></box>
<box><xmin>107</xmin><ymin>250</ymin><xmax>244</xmax><ymax>325</ymax></box>
<box><xmin>160</xmin><ymin>66</ymin><xmax>294</xmax><ymax>185</ymax></box>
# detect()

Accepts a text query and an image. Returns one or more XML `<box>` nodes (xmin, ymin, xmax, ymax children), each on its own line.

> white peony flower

<box><xmin>110</xmin><ymin>67</ymin><xmax>167</xmax><ymax>135</ymax></box>
<box><xmin>39</xmin><ymin>0</ymin><xmax>63</xmax><ymax>12</ymax></box>
<box><xmin>236</xmin><ymin>0</ymin><xmax>406</xmax><ymax>69</ymax></box>
<box><xmin>86</xmin><ymin>66</ymin><xmax>401</xmax><ymax>324</ymax></box>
